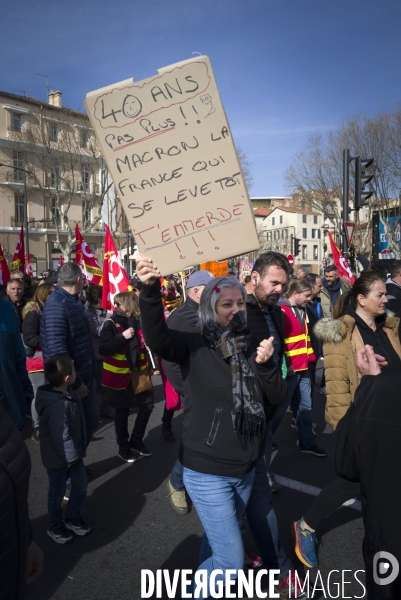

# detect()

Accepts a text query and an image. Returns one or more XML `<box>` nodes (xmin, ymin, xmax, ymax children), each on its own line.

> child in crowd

<box><xmin>35</xmin><ymin>356</ymin><xmax>91</xmax><ymax>544</ymax></box>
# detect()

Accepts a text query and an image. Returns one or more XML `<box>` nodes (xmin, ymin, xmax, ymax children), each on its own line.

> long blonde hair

<box><xmin>114</xmin><ymin>291</ymin><xmax>140</xmax><ymax>319</ymax></box>
<box><xmin>22</xmin><ymin>283</ymin><xmax>54</xmax><ymax>320</ymax></box>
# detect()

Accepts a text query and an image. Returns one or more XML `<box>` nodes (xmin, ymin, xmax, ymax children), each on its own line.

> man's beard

<box><xmin>254</xmin><ymin>282</ymin><xmax>279</xmax><ymax>307</ymax></box>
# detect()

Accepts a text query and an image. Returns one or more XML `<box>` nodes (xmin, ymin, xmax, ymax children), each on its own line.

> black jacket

<box><xmin>35</xmin><ymin>386</ymin><xmax>87</xmax><ymax>470</ymax></box>
<box><xmin>162</xmin><ymin>296</ymin><xmax>200</xmax><ymax>395</ymax></box>
<box><xmin>332</xmin><ymin>371</ymin><xmax>401</xmax><ymax>599</ymax></box>
<box><xmin>3</xmin><ymin>294</ymin><xmax>25</xmax><ymax>331</ymax></box>
<box><xmin>22</xmin><ymin>306</ymin><xmax>41</xmax><ymax>351</ymax></box>
<box><xmin>140</xmin><ymin>282</ymin><xmax>287</xmax><ymax>477</ymax></box>
<box><xmin>306</xmin><ymin>300</ymin><xmax>323</xmax><ymax>358</ymax></box>
<box><xmin>0</xmin><ymin>405</ymin><xmax>32</xmax><ymax>600</ymax></box>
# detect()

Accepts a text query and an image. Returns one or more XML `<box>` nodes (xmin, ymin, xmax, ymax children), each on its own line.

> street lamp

<box><xmin>0</xmin><ymin>161</ymin><xmax>32</xmax><ymax>258</ymax></box>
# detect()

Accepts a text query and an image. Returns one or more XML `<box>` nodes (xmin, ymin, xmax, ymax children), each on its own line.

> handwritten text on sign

<box><xmin>85</xmin><ymin>57</ymin><xmax>259</xmax><ymax>275</ymax></box>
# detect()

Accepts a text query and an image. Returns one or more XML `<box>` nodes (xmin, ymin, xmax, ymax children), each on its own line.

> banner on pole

<box><xmin>102</xmin><ymin>225</ymin><xmax>131</xmax><ymax>310</ymax></box>
<box><xmin>10</xmin><ymin>224</ymin><xmax>25</xmax><ymax>273</ymax></box>
<box><xmin>0</xmin><ymin>244</ymin><xmax>10</xmax><ymax>286</ymax></box>
<box><xmin>84</xmin><ymin>56</ymin><xmax>259</xmax><ymax>275</ymax></box>
<box><xmin>75</xmin><ymin>224</ymin><xmax>103</xmax><ymax>285</ymax></box>
<box><xmin>327</xmin><ymin>231</ymin><xmax>355</xmax><ymax>285</ymax></box>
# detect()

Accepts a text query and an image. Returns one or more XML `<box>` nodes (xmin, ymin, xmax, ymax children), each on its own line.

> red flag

<box><xmin>10</xmin><ymin>224</ymin><xmax>25</xmax><ymax>273</ymax></box>
<box><xmin>102</xmin><ymin>225</ymin><xmax>131</xmax><ymax>310</ymax></box>
<box><xmin>25</xmin><ymin>252</ymin><xmax>33</xmax><ymax>276</ymax></box>
<box><xmin>327</xmin><ymin>231</ymin><xmax>355</xmax><ymax>285</ymax></box>
<box><xmin>0</xmin><ymin>243</ymin><xmax>10</xmax><ymax>286</ymax></box>
<box><xmin>75</xmin><ymin>224</ymin><xmax>102</xmax><ymax>285</ymax></box>
<box><xmin>59</xmin><ymin>255</ymin><xmax>63</xmax><ymax>267</ymax></box>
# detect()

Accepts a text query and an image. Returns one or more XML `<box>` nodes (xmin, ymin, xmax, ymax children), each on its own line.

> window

<box><xmin>318</xmin><ymin>229</ymin><xmax>321</xmax><ymax>239</ymax></box>
<box><xmin>311</xmin><ymin>229</ymin><xmax>317</xmax><ymax>239</ymax></box>
<box><xmin>284</xmin><ymin>229</ymin><xmax>288</xmax><ymax>239</ymax></box>
<box><xmin>51</xmin><ymin>197</ymin><xmax>61</xmax><ymax>225</ymax></box>
<box><xmin>267</xmin><ymin>231</ymin><xmax>271</xmax><ymax>241</ymax></box>
<box><xmin>272</xmin><ymin>217</ymin><xmax>275</xmax><ymax>226</ymax></box>
<box><xmin>302</xmin><ymin>245</ymin><xmax>308</xmax><ymax>260</ymax></box>
<box><xmin>49</xmin><ymin>158</ymin><xmax>60</xmax><ymax>188</ymax></box>
<box><xmin>302</xmin><ymin>228</ymin><xmax>307</xmax><ymax>239</ymax></box>
<box><xmin>313</xmin><ymin>215</ymin><xmax>318</xmax><ymax>224</ymax></box>
<box><xmin>12</xmin><ymin>112</ymin><xmax>22</xmax><ymax>132</ymax></box>
<box><xmin>302</xmin><ymin>214</ymin><xmax>307</xmax><ymax>223</ymax></box>
<box><xmin>13</xmin><ymin>151</ymin><xmax>24</xmax><ymax>182</ymax></box>
<box><xmin>49</xmin><ymin>122</ymin><xmax>58</xmax><ymax>142</ymax></box>
<box><xmin>273</xmin><ymin>230</ymin><xmax>277</xmax><ymax>240</ymax></box>
<box><xmin>14</xmin><ymin>193</ymin><xmax>25</xmax><ymax>223</ymax></box>
<box><xmin>313</xmin><ymin>245</ymin><xmax>318</xmax><ymax>260</ymax></box>
<box><xmin>81</xmin><ymin>163</ymin><xmax>91</xmax><ymax>191</ymax></box>
<box><xmin>279</xmin><ymin>215</ymin><xmax>283</xmax><ymax>224</ymax></box>
<box><xmin>80</xmin><ymin>130</ymin><xmax>89</xmax><ymax>148</ymax></box>
<box><xmin>281</xmin><ymin>229</ymin><xmax>285</xmax><ymax>239</ymax></box>
<box><xmin>82</xmin><ymin>199</ymin><xmax>91</xmax><ymax>226</ymax></box>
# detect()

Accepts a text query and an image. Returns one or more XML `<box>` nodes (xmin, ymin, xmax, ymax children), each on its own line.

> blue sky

<box><xmin>1</xmin><ymin>0</ymin><xmax>400</xmax><ymax>196</ymax></box>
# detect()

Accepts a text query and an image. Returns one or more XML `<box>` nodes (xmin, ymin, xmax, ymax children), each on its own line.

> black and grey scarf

<box><xmin>203</xmin><ymin>311</ymin><xmax>266</xmax><ymax>449</ymax></box>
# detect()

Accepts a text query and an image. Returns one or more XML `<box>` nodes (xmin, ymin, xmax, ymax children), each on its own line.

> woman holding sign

<box><xmin>136</xmin><ymin>256</ymin><xmax>287</xmax><ymax>597</ymax></box>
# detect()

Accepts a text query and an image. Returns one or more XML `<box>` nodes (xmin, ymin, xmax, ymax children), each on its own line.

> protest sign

<box><xmin>200</xmin><ymin>260</ymin><xmax>228</xmax><ymax>277</ymax></box>
<box><xmin>84</xmin><ymin>56</ymin><xmax>259</xmax><ymax>275</ymax></box>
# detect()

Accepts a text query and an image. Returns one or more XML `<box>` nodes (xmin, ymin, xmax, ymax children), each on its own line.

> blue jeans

<box><xmin>170</xmin><ymin>459</ymin><xmax>185</xmax><ymax>491</ymax></box>
<box><xmin>245</xmin><ymin>450</ymin><xmax>293</xmax><ymax>576</ymax></box>
<box><xmin>81</xmin><ymin>379</ymin><xmax>99</xmax><ymax>446</ymax></box>
<box><xmin>47</xmin><ymin>459</ymin><xmax>88</xmax><ymax>528</ymax></box>
<box><xmin>183</xmin><ymin>467</ymin><xmax>254</xmax><ymax>598</ymax></box>
<box><xmin>272</xmin><ymin>371</ymin><xmax>316</xmax><ymax>451</ymax></box>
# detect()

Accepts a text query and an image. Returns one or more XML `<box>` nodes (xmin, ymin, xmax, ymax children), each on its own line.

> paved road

<box><xmin>24</xmin><ymin>371</ymin><xmax>366</xmax><ymax>600</ymax></box>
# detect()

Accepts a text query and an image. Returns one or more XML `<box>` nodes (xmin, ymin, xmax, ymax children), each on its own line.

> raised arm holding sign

<box><xmin>84</xmin><ymin>56</ymin><xmax>259</xmax><ymax>275</ymax></box>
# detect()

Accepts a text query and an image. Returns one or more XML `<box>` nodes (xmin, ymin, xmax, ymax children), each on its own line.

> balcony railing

<box><xmin>1</xmin><ymin>171</ymin><xmax>37</xmax><ymax>185</ymax></box>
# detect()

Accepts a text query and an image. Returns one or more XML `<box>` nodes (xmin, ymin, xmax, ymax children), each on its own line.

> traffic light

<box><xmin>294</xmin><ymin>238</ymin><xmax>301</xmax><ymax>257</ymax></box>
<box><xmin>355</xmin><ymin>156</ymin><xmax>374</xmax><ymax>210</ymax></box>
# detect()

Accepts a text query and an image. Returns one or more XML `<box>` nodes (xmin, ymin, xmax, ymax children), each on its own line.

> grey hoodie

<box><xmin>35</xmin><ymin>385</ymin><xmax>87</xmax><ymax>470</ymax></box>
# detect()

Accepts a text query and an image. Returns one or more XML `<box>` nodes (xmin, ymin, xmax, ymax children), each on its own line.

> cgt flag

<box><xmin>327</xmin><ymin>230</ymin><xmax>355</xmax><ymax>285</ymax></box>
<box><xmin>102</xmin><ymin>224</ymin><xmax>131</xmax><ymax>310</ymax></box>
<box><xmin>0</xmin><ymin>243</ymin><xmax>11</xmax><ymax>286</ymax></box>
<box><xmin>25</xmin><ymin>252</ymin><xmax>33</xmax><ymax>276</ymax></box>
<box><xmin>10</xmin><ymin>224</ymin><xmax>25</xmax><ymax>273</ymax></box>
<box><xmin>75</xmin><ymin>223</ymin><xmax>103</xmax><ymax>285</ymax></box>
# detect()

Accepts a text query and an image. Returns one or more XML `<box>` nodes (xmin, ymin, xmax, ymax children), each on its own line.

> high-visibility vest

<box><xmin>102</xmin><ymin>320</ymin><xmax>131</xmax><ymax>390</ymax></box>
<box><xmin>281</xmin><ymin>304</ymin><xmax>316</xmax><ymax>372</ymax></box>
<box><xmin>162</xmin><ymin>291</ymin><xmax>180</xmax><ymax>313</ymax></box>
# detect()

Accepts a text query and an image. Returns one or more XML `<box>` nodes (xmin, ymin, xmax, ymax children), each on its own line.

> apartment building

<box><xmin>0</xmin><ymin>90</ymin><xmax>113</xmax><ymax>274</ymax></box>
<box><xmin>262</xmin><ymin>206</ymin><xmax>323</xmax><ymax>273</ymax></box>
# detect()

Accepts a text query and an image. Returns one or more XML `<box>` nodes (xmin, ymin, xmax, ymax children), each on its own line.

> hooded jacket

<box><xmin>140</xmin><ymin>281</ymin><xmax>287</xmax><ymax>477</ymax></box>
<box><xmin>35</xmin><ymin>385</ymin><xmax>87</xmax><ymax>470</ymax></box>
<box><xmin>332</xmin><ymin>371</ymin><xmax>401</xmax><ymax>599</ymax></box>
<box><xmin>320</xmin><ymin>278</ymin><xmax>350</xmax><ymax>318</ymax></box>
<box><xmin>314</xmin><ymin>311</ymin><xmax>401</xmax><ymax>428</ymax></box>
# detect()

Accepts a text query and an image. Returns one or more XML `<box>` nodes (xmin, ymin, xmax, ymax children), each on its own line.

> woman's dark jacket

<box><xmin>140</xmin><ymin>281</ymin><xmax>287</xmax><ymax>478</ymax></box>
<box><xmin>40</xmin><ymin>285</ymin><xmax>94</xmax><ymax>389</ymax></box>
<box><xmin>22</xmin><ymin>305</ymin><xmax>41</xmax><ymax>350</ymax></box>
<box><xmin>99</xmin><ymin>314</ymin><xmax>152</xmax><ymax>408</ymax></box>
<box><xmin>332</xmin><ymin>370</ymin><xmax>401</xmax><ymax>599</ymax></box>
<box><xmin>0</xmin><ymin>405</ymin><xmax>32</xmax><ymax>600</ymax></box>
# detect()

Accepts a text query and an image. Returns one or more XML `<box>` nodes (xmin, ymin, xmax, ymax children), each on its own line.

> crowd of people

<box><xmin>1</xmin><ymin>253</ymin><xmax>401</xmax><ymax>599</ymax></box>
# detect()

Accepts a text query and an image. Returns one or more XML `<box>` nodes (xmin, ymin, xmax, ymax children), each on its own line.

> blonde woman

<box><xmin>99</xmin><ymin>291</ymin><xmax>154</xmax><ymax>463</ymax></box>
<box><xmin>22</xmin><ymin>283</ymin><xmax>54</xmax><ymax>441</ymax></box>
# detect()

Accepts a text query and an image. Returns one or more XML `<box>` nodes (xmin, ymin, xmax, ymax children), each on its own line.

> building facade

<box><xmin>0</xmin><ymin>90</ymin><xmax>116</xmax><ymax>275</ymax></box>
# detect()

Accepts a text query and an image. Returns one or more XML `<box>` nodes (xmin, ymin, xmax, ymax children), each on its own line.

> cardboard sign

<box><xmin>200</xmin><ymin>260</ymin><xmax>229</xmax><ymax>277</ymax></box>
<box><xmin>84</xmin><ymin>56</ymin><xmax>259</xmax><ymax>275</ymax></box>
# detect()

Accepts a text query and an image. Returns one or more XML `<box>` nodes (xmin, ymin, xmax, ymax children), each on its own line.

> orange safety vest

<box><xmin>281</xmin><ymin>304</ymin><xmax>316</xmax><ymax>372</ymax></box>
<box><xmin>102</xmin><ymin>320</ymin><xmax>131</xmax><ymax>390</ymax></box>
